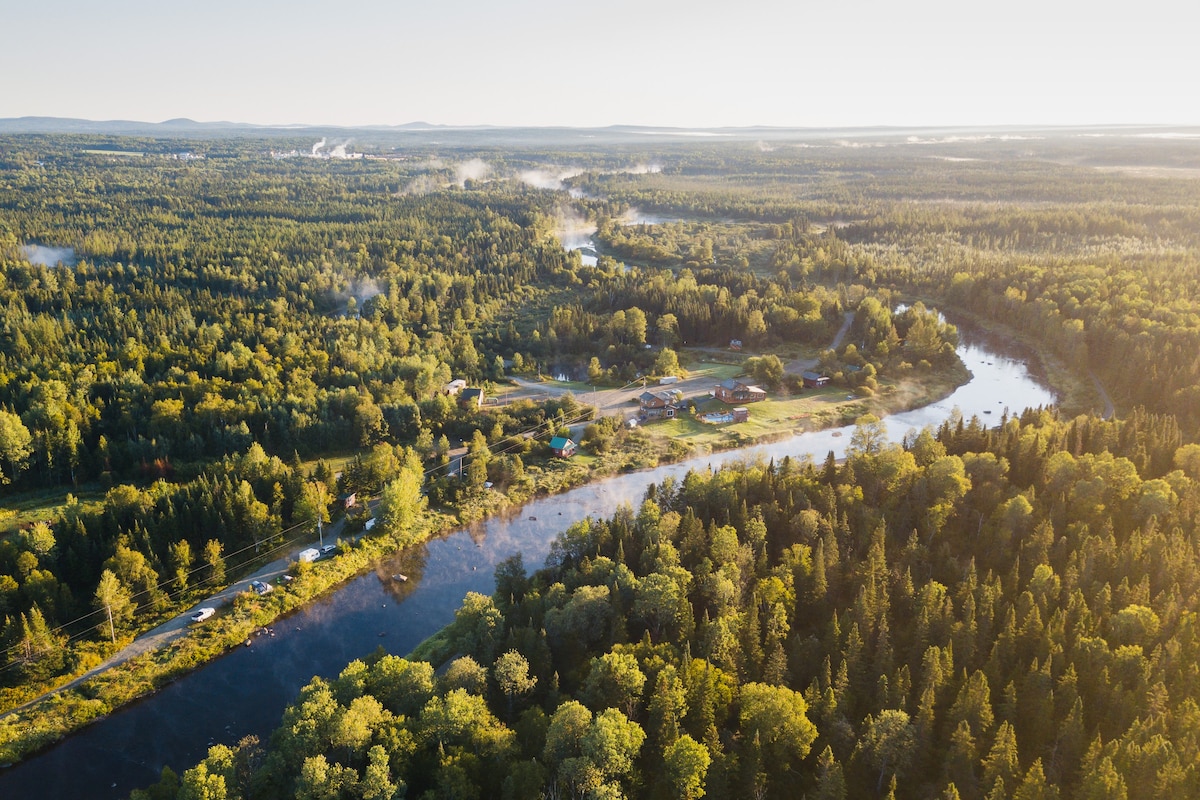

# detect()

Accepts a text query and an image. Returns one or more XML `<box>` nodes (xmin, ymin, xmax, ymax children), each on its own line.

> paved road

<box><xmin>2</xmin><ymin>514</ymin><xmax>358</xmax><ymax>720</ymax></box>
<box><xmin>508</xmin><ymin>371</ymin><xmax>722</xmax><ymax>420</ymax></box>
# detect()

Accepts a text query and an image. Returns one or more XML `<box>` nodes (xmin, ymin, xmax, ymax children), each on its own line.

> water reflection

<box><xmin>0</xmin><ymin>321</ymin><xmax>1056</xmax><ymax>800</ymax></box>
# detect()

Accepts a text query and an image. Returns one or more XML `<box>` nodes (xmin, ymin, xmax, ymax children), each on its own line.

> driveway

<box><xmin>784</xmin><ymin>311</ymin><xmax>855</xmax><ymax>374</ymax></box>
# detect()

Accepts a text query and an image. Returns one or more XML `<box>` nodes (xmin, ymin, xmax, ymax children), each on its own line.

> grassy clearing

<box><xmin>0</xmin><ymin>486</ymin><xmax>106</xmax><ymax>536</ymax></box>
<box><xmin>298</xmin><ymin>449</ymin><xmax>364</xmax><ymax>478</ymax></box>
<box><xmin>638</xmin><ymin>363</ymin><xmax>970</xmax><ymax>453</ymax></box>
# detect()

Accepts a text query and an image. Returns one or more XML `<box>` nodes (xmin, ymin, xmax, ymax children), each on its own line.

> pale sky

<box><xmin>1</xmin><ymin>0</ymin><xmax>1194</xmax><ymax>128</ymax></box>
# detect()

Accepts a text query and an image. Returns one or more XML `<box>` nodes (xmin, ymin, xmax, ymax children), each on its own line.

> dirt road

<box><xmin>784</xmin><ymin>311</ymin><xmax>856</xmax><ymax>375</ymax></box>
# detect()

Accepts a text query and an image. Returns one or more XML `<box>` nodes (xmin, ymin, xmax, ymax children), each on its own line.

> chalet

<box><xmin>639</xmin><ymin>389</ymin><xmax>683</xmax><ymax>419</ymax></box>
<box><xmin>802</xmin><ymin>371</ymin><xmax>831</xmax><ymax>389</ymax></box>
<box><xmin>713</xmin><ymin>379</ymin><xmax>767</xmax><ymax>404</ymax></box>
<box><xmin>549</xmin><ymin>436</ymin><xmax>577</xmax><ymax>458</ymax></box>
<box><xmin>459</xmin><ymin>387</ymin><xmax>484</xmax><ymax>408</ymax></box>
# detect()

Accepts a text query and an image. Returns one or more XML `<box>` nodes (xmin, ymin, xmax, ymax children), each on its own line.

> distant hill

<box><xmin>3</xmin><ymin>117</ymin><xmax>1198</xmax><ymax>151</ymax></box>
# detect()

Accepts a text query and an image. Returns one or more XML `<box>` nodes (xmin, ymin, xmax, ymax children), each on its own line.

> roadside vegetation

<box><xmin>2</xmin><ymin>129</ymin><xmax>1198</xmax><ymax>791</ymax></box>
<box><xmin>138</xmin><ymin>408</ymin><xmax>1200</xmax><ymax>799</ymax></box>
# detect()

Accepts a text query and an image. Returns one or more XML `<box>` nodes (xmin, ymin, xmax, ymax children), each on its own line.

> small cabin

<box><xmin>802</xmin><ymin>371</ymin><xmax>831</xmax><ymax>389</ymax></box>
<box><xmin>549</xmin><ymin>436</ymin><xmax>577</xmax><ymax>458</ymax></box>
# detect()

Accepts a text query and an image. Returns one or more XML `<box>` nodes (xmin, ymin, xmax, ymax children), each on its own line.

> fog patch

<box><xmin>619</xmin><ymin>208</ymin><xmax>681</xmax><ymax>226</ymax></box>
<box><xmin>454</xmin><ymin>158</ymin><xmax>492</xmax><ymax>186</ymax></box>
<box><xmin>551</xmin><ymin>207</ymin><xmax>599</xmax><ymax>264</ymax></box>
<box><xmin>332</xmin><ymin>277</ymin><xmax>384</xmax><ymax>315</ymax></box>
<box><xmin>553</xmin><ymin>208</ymin><xmax>598</xmax><ymax>248</ymax></box>
<box><xmin>905</xmin><ymin>135</ymin><xmax>1045</xmax><ymax>144</ymax></box>
<box><xmin>519</xmin><ymin>167</ymin><xmax>585</xmax><ymax>191</ymax></box>
<box><xmin>22</xmin><ymin>244</ymin><xmax>76</xmax><ymax>267</ymax></box>
<box><xmin>399</xmin><ymin>158</ymin><xmax>495</xmax><ymax>194</ymax></box>
<box><xmin>518</xmin><ymin>163</ymin><xmax>661</xmax><ymax>193</ymax></box>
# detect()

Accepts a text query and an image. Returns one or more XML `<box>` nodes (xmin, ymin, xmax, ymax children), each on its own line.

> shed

<box><xmin>459</xmin><ymin>388</ymin><xmax>484</xmax><ymax>408</ymax></box>
<box><xmin>733</xmin><ymin>407</ymin><xmax>750</xmax><ymax>423</ymax></box>
<box><xmin>549</xmin><ymin>436</ymin><xmax>577</xmax><ymax>458</ymax></box>
<box><xmin>802</xmin><ymin>371</ymin><xmax>831</xmax><ymax>389</ymax></box>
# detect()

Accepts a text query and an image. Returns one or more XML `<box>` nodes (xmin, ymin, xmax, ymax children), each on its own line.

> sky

<box><xmin>1</xmin><ymin>0</ymin><xmax>1194</xmax><ymax>128</ymax></box>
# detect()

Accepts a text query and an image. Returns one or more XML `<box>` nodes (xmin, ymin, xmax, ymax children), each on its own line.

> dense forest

<box><xmin>1</xmin><ymin>129</ymin><xmax>1199</xmax><ymax>794</ymax></box>
<box><xmin>134</xmin><ymin>408</ymin><xmax>1200</xmax><ymax>799</ymax></box>
<box><xmin>576</xmin><ymin>140</ymin><xmax>1200</xmax><ymax>429</ymax></box>
<box><xmin>0</xmin><ymin>136</ymin><xmax>879</xmax><ymax>711</ymax></box>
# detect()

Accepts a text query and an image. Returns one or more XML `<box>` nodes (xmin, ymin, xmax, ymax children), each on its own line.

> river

<box><xmin>557</xmin><ymin>208</ymin><xmax>683</xmax><ymax>267</ymax></box>
<box><xmin>0</xmin><ymin>322</ymin><xmax>1055</xmax><ymax>799</ymax></box>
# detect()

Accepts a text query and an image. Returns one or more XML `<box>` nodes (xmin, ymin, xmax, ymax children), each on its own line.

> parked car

<box><xmin>190</xmin><ymin>607</ymin><xmax>216</xmax><ymax>623</ymax></box>
<box><xmin>249</xmin><ymin>580</ymin><xmax>273</xmax><ymax>595</ymax></box>
<box><xmin>319</xmin><ymin>544</ymin><xmax>338</xmax><ymax>556</ymax></box>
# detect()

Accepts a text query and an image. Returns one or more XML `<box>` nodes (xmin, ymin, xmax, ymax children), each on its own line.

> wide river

<box><xmin>0</xmin><ymin>322</ymin><xmax>1056</xmax><ymax>799</ymax></box>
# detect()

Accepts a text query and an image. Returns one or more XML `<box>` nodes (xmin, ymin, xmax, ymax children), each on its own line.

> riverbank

<box><xmin>906</xmin><ymin>297</ymin><xmax>1105</xmax><ymax>419</ymax></box>
<box><xmin>0</xmin><ymin>322</ymin><xmax>1057</xmax><ymax>797</ymax></box>
<box><xmin>637</xmin><ymin>360</ymin><xmax>970</xmax><ymax>456</ymax></box>
<box><xmin>0</xmin><ymin>356</ymin><xmax>970</xmax><ymax>770</ymax></box>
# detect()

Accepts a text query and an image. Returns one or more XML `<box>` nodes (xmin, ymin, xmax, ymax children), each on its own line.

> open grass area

<box><xmin>638</xmin><ymin>363</ymin><xmax>970</xmax><ymax>453</ymax></box>
<box><xmin>640</xmin><ymin>385</ymin><xmax>866</xmax><ymax>450</ymax></box>
<box><xmin>0</xmin><ymin>486</ymin><xmax>106</xmax><ymax>536</ymax></box>
<box><xmin>298</xmin><ymin>449</ymin><xmax>365</xmax><ymax>478</ymax></box>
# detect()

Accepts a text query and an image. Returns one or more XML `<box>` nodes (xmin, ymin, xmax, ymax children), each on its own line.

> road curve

<box><xmin>785</xmin><ymin>311</ymin><xmax>856</xmax><ymax>375</ymax></box>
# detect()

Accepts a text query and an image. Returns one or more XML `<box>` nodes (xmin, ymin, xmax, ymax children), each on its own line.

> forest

<box><xmin>133</xmin><ymin>408</ymin><xmax>1200</xmax><ymax>799</ymax></box>
<box><xmin>0</xmin><ymin>128</ymin><xmax>1198</xmax><ymax>796</ymax></box>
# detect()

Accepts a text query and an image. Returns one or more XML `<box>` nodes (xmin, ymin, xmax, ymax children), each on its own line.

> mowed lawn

<box><xmin>640</xmin><ymin>385</ymin><xmax>869</xmax><ymax>449</ymax></box>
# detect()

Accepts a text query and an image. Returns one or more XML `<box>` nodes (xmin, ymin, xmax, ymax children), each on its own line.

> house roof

<box><xmin>802</xmin><ymin>371</ymin><xmax>826</xmax><ymax>381</ymax></box>
<box><xmin>460</xmin><ymin>388</ymin><xmax>483</xmax><ymax>400</ymax></box>
<box><xmin>641</xmin><ymin>390</ymin><xmax>680</xmax><ymax>404</ymax></box>
<box><xmin>717</xmin><ymin>379</ymin><xmax>741</xmax><ymax>390</ymax></box>
<box><xmin>549</xmin><ymin>436</ymin><xmax>574</xmax><ymax>449</ymax></box>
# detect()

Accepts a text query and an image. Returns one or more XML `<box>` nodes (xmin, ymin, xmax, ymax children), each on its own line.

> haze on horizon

<box><xmin>2</xmin><ymin>0</ymin><xmax>1193</xmax><ymax>129</ymax></box>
